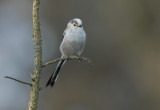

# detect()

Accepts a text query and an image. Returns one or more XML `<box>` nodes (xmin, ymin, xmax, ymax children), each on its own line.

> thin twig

<box><xmin>42</xmin><ymin>56</ymin><xmax>93</xmax><ymax>68</ymax></box>
<box><xmin>4</xmin><ymin>76</ymin><xmax>32</xmax><ymax>86</ymax></box>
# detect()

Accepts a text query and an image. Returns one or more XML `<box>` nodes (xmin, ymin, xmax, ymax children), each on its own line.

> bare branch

<box><xmin>4</xmin><ymin>76</ymin><xmax>32</xmax><ymax>86</ymax></box>
<box><xmin>42</xmin><ymin>56</ymin><xmax>93</xmax><ymax>68</ymax></box>
<box><xmin>28</xmin><ymin>0</ymin><xmax>42</xmax><ymax>110</ymax></box>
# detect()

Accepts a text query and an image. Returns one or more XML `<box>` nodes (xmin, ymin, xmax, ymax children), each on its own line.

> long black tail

<box><xmin>46</xmin><ymin>59</ymin><xmax>65</xmax><ymax>87</ymax></box>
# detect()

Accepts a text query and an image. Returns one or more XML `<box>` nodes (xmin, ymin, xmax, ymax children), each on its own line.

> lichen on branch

<box><xmin>28</xmin><ymin>0</ymin><xmax>42</xmax><ymax>110</ymax></box>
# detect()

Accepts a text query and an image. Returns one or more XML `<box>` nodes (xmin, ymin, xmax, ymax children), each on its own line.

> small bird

<box><xmin>46</xmin><ymin>18</ymin><xmax>86</xmax><ymax>87</ymax></box>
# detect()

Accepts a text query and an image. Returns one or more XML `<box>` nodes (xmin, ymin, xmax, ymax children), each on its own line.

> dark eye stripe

<box><xmin>71</xmin><ymin>20</ymin><xmax>78</xmax><ymax>24</ymax></box>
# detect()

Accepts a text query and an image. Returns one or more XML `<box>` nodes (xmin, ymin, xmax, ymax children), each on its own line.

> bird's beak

<box><xmin>78</xmin><ymin>25</ymin><xmax>82</xmax><ymax>27</ymax></box>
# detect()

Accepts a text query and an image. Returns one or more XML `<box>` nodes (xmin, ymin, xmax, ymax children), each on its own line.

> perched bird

<box><xmin>46</xmin><ymin>18</ymin><xmax>86</xmax><ymax>87</ymax></box>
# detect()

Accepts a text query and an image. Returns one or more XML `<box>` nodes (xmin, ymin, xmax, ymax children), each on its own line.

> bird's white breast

<box><xmin>60</xmin><ymin>27</ymin><xmax>86</xmax><ymax>57</ymax></box>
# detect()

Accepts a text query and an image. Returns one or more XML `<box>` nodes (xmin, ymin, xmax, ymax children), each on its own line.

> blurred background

<box><xmin>0</xmin><ymin>0</ymin><xmax>160</xmax><ymax>110</ymax></box>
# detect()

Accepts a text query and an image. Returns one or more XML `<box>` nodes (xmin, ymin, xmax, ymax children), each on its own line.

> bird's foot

<box><xmin>76</xmin><ymin>55</ymin><xmax>82</xmax><ymax>62</ymax></box>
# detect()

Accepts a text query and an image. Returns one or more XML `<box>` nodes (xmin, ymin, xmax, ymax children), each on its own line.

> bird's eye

<box><xmin>74</xmin><ymin>24</ymin><xmax>76</xmax><ymax>26</ymax></box>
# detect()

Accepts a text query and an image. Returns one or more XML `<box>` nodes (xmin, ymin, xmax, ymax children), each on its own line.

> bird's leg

<box><xmin>65</xmin><ymin>56</ymin><xmax>70</xmax><ymax>60</ymax></box>
<box><xmin>76</xmin><ymin>55</ymin><xmax>82</xmax><ymax>62</ymax></box>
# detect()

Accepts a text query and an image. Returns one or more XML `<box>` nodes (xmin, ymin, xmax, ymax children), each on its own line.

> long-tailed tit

<box><xmin>46</xmin><ymin>18</ymin><xmax>86</xmax><ymax>87</ymax></box>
